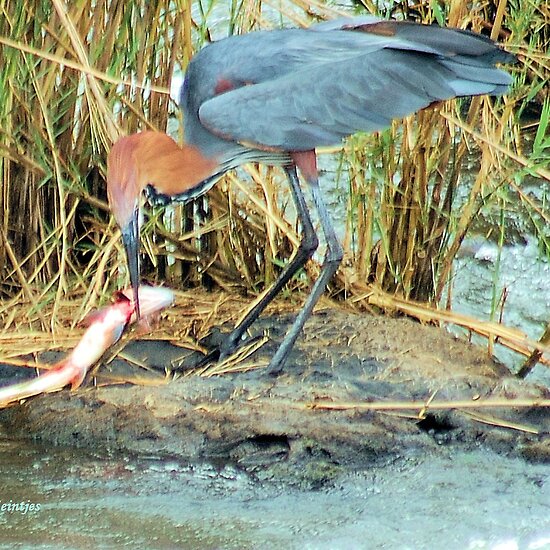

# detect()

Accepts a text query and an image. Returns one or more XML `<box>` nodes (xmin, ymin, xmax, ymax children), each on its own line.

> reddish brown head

<box><xmin>107</xmin><ymin>131</ymin><xmax>217</xmax><ymax>318</ymax></box>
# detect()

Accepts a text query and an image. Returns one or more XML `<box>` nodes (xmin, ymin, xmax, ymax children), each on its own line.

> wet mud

<box><xmin>1</xmin><ymin>308</ymin><xmax>549</xmax><ymax>487</ymax></box>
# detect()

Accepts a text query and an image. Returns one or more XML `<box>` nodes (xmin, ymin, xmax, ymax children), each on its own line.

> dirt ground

<box><xmin>1</xmin><ymin>305</ymin><xmax>548</xmax><ymax>486</ymax></box>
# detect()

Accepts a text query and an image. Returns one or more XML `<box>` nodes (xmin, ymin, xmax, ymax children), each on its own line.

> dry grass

<box><xmin>0</xmin><ymin>0</ymin><xmax>548</xmax><ymax>374</ymax></box>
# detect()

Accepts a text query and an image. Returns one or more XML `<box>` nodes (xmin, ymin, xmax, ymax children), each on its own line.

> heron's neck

<box><xmin>133</xmin><ymin>136</ymin><xmax>221</xmax><ymax>203</ymax></box>
<box><xmin>153</xmin><ymin>144</ymin><xmax>220</xmax><ymax>195</ymax></box>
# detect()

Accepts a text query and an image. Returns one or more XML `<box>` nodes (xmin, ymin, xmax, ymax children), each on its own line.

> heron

<box><xmin>106</xmin><ymin>16</ymin><xmax>514</xmax><ymax>374</ymax></box>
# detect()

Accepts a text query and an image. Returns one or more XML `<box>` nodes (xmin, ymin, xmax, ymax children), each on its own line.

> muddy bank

<box><xmin>1</xmin><ymin>309</ymin><xmax>549</xmax><ymax>485</ymax></box>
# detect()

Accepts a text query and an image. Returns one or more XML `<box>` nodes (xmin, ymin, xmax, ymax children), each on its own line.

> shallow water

<box><xmin>0</xmin><ymin>436</ymin><xmax>548</xmax><ymax>549</ymax></box>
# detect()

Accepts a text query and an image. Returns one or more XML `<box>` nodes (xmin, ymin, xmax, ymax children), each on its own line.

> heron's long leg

<box><xmin>216</xmin><ymin>165</ymin><xmax>319</xmax><ymax>360</ymax></box>
<box><xmin>267</xmin><ymin>175</ymin><xmax>343</xmax><ymax>375</ymax></box>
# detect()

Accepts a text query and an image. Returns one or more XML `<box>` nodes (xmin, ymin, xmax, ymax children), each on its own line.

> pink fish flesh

<box><xmin>122</xmin><ymin>284</ymin><xmax>175</xmax><ymax>325</ymax></box>
<box><xmin>0</xmin><ymin>285</ymin><xmax>175</xmax><ymax>408</ymax></box>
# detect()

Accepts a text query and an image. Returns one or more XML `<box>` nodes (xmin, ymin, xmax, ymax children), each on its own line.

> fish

<box><xmin>0</xmin><ymin>285</ymin><xmax>175</xmax><ymax>408</ymax></box>
<box><xmin>122</xmin><ymin>284</ymin><xmax>175</xmax><ymax>328</ymax></box>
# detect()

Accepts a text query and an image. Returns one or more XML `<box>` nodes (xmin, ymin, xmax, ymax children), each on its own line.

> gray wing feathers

<box><xmin>196</xmin><ymin>21</ymin><xmax>513</xmax><ymax>151</ymax></box>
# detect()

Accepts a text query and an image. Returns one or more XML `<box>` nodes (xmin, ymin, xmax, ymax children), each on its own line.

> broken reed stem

<box><xmin>517</xmin><ymin>322</ymin><xmax>550</xmax><ymax>378</ymax></box>
<box><xmin>304</xmin><ymin>398</ymin><xmax>550</xmax><ymax>412</ymax></box>
<box><xmin>352</xmin><ymin>283</ymin><xmax>550</xmax><ymax>365</ymax></box>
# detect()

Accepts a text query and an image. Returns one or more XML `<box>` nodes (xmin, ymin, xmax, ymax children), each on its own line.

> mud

<box><xmin>1</xmin><ymin>308</ymin><xmax>549</xmax><ymax>487</ymax></box>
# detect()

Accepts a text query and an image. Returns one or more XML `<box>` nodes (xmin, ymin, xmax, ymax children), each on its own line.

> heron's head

<box><xmin>107</xmin><ymin>131</ymin><xmax>219</xmax><ymax>318</ymax></box>
<box><xmin>107</xmin><ymin>133</ymin><xmax>147</xmax><ymax>318</ymax></box>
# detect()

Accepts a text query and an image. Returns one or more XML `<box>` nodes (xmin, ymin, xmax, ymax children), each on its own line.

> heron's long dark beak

<box><xmin>121</xmin><ymin>209</ymin><xmax>141</xmax><ymax>319</ymax></box>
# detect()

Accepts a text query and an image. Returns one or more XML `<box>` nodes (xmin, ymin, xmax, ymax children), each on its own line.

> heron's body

<box><xmin>183</xmin><ymin>18</ymin><xmax>511</xmax><ymax>158</ymax></box>
<box><xmin>107</xmin><ymin>16</ymin><xmax>514</xmax><ymax>373</ymax></box>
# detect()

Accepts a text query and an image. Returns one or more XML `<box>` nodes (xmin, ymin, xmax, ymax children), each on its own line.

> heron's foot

<box><xmin>265</xmin><ymin>339</ymin><xmax>293</xmax><ymax>377</ymax></box>
<box><xmin>265</xmin><ymin>359</ymin><xmax>284</xmax><ymax>377</ymax></box>
<box><xmin>217</xmin><ymin>330</ymin><xmax>247</xmax><ymax>363</ymax></box>
<box><xmin>192</xmin><ymin>328</ymin><xmax>252</xmax><ymax>369</ymax></box>
<box><xmin>191</xmin><ymin>348</ymin><xmax>220</xmax><ymax>369</ymax></box>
